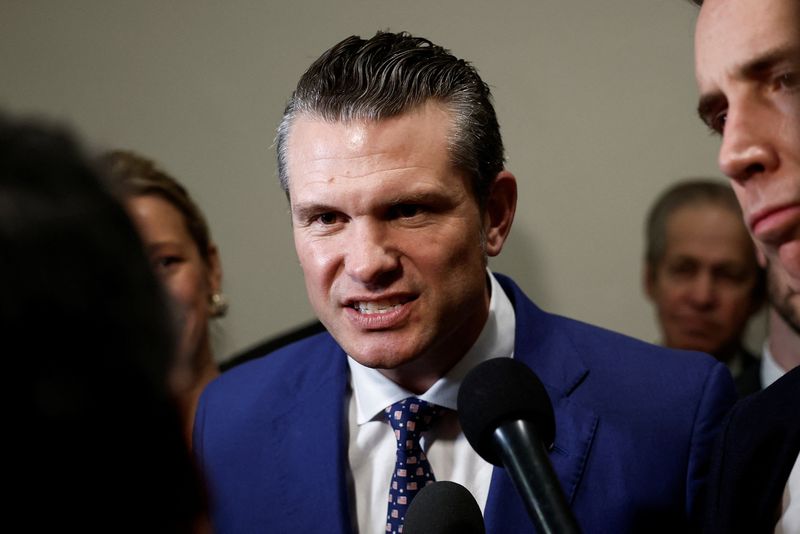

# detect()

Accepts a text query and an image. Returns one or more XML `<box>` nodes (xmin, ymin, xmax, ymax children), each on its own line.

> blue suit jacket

<box><xmin>195</xmin><ymin>274</ymin><xmax>736</xmax><ymax>533</ymax></box>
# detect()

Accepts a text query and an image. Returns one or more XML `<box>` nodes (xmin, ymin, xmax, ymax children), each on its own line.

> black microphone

<box><xmin>404</xmin><ymin>481</ymin><xmax>485</xmax><ymax>534</ymax></box>
<box><xmin>457</xmin><ymin>358</ymin><xmax>581</xmax><ymax>534</ymax></box>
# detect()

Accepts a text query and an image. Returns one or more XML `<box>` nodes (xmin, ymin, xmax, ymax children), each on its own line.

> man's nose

<box><xmin>718</xmin><ymin>102</ymin><xmax>779</xmax><ymax>184</ymax></box>
<box><xmin>687</xmin><ymin>272</ymin><xmax>717</xmax><ymax>308</ymax></box>
<box><xmin>345</xmin><ymin>221</ymin><xmax>401</xmax><ymax>287</ymax></box>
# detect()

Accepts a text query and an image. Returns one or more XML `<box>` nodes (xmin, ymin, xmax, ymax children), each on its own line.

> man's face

<box><xmin>286</xmin><ymin>102</ymin><xmax>514</xmax><ymax>392</ymax></box>
<box><xmin>695</xmin><ymin>0</ymin><xmax>800</xmax><ymax>291</ymax></box>
<box><xmin>646</xmin><ymin>203</ymin><xmax>760</xmax><ymax>359</ymax></box>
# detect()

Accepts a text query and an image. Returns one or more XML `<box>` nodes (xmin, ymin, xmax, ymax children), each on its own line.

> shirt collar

<box><xmin>347</xmin><ymin>270</ymin><xmax>516</xmax><ymax>424</ymax></box>
<box><xmin>761</xmin><ymin>338</ymin><xmax>786</xmax><ymax>389</ymax></box>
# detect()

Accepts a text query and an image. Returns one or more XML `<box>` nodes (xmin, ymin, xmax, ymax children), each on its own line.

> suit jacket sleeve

<box><xmin>686</xmin><ymin>361</ymin><xmax>738</xmax><ymax>527</ymax></box>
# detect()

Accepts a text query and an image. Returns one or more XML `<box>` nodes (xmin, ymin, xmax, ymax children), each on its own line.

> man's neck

<box><xmin>380</xmin><ymin>304</ymin><xmax>491</xmax><ymax>395</ymax></box>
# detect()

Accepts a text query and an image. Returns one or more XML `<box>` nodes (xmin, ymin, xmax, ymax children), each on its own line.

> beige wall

<box><xmin>0</xmin><ymin>0</ymin><xmax>764</xmax><ymax>362</ymax></box>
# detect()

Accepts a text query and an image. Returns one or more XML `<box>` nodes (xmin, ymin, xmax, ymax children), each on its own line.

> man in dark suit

<box><xmin>693</xmin><ymin>0</ymin><xmax>800</xmax><ymax>530</ymax></box>
<box><xmin>194</xmin><ymin>31</ymin><xmax>736</xmax><ymax>533</ymax></box>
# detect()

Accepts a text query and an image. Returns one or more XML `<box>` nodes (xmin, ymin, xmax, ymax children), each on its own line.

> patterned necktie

<box><xmin>384</xmin><ymin>397</ymin><xmax>441</xmax><ymax>534</ymax></box>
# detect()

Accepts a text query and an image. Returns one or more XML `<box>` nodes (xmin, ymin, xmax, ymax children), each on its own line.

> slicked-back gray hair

<box><xmin>276</xmin><ymin>31</ymin><xmax>505</xmax><ymax>207</ymax></box>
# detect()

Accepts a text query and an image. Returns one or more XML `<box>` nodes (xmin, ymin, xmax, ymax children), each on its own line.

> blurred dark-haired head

<box><xmin>0</xmin><ymin>114</ymin><xmax>207</xmax><ymax>531</ymax></box>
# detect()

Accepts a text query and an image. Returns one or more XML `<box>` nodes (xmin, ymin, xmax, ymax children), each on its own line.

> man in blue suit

<box><xmin>195</xmin><ymin>31</ymin><xmax>736</xmax><ymax>533</ymax></box>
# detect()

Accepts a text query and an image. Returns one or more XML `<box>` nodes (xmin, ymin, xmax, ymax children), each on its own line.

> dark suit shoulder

<box><xmin>706</xmin><ymin>366</ymin><xmax>800</xmax><ymax>533</ymax></box>
<box><xmin>725</xmin><ymin>364</ymin><xmax>800</xmax><ymax>441</ymax></box>
<box><xmin>734</xmin><ymin>355</ymin><xmax>762</xmax><ymax>398</ymax></box>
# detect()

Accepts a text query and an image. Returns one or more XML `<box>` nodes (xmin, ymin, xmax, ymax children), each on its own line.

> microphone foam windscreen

<box><xmin>457</xmin><ymin>358</ymin><xmax>555</xmax><ymax>466</ymax></box>
<box><xmin>404</xmin><ymin>481</ymin><xmax>485</xmax><ymax>534</ymax></box>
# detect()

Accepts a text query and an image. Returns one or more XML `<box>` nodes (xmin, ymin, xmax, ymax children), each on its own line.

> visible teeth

<box><xmin>354</xmin><ymin>301</ymin><xmax>403</xmax><ymax>314</ymax></box>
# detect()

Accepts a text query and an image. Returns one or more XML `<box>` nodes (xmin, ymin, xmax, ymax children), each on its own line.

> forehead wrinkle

<box><xmin>287</xmin><ymin>103</ymin><xmax>458</xmax><ymax>200</ymax></box>
<box><xmin>303</xmin><ymin>155</ymin><xmax>442</xmax><ymax>182</ymax></box>
<box><xmin>291</xmin><ymin>167</ymin><xmax>445</xmax><ymax>205</ymax></box>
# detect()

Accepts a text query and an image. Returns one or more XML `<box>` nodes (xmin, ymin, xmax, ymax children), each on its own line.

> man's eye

<box><xmin>711</xmin><ymin>111</ymin><xmax>727</xmax><ymax>135</ymax></box>
<box><xmin>392</xmin><ymin>204</ymin><xmax>423</xmax><ymax>218</ymax></box>
<box><xmin>716</xmin><ymin>268</ymin><xmax>749</xmax><ymax>284</ymax></box>
<box><xmin>667</xmin><ymin>263</ymin><xmax>696</xmax><ymax>278</ymax></box>
<box><xmin>777</xmin><ymin>71</ymin><xmax>800</xmax><ymax>91</ymax></box>
<box><xmin>316</xmin><ymin>212</ymin><xmax>339</xmax><ymax>225</ymax></box>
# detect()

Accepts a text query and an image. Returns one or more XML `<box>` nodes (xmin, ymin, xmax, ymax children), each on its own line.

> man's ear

<box><xmin>484</xmin><ymin>170</ymin><xmax>517</xmax><ymax>257</ymax></box>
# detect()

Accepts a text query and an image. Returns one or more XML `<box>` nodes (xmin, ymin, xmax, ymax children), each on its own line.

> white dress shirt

<box><xmin>761</xmin><ymin>340</ymin><xmax>800</xmax><ymax>533</ymax></box>
<box><xmin>776</xmin><ymin>454</ymin><xmax>800</xmax><ymax>534</ymax></box>
<box><xmin>347</xmin><ymin>271</ymin><xmax>516</xmax><ymax>534</ymax></box>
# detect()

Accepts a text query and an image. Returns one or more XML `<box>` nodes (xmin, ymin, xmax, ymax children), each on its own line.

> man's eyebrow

<box><xmin>696</xmin><ymin>45</ymin><xmax>800</xmax><ymax>126</ymax></box>
<box><xmin>738</xmin><ymin>45</ymin><xmax>800</xmax><ymax>78</ymax></box>
<box><xmin>290</xmin><ymin>202</ymin><xmax>336</xmax><ymax>220</ymax></box>
<box><xmin>389</xmin><ymin>190</ymin><xmax>447</xmax><ymax>204</ymax></box>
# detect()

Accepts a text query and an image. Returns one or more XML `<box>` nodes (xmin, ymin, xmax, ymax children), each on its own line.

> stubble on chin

<box><xmin>767</xmin><ymin>260</ymin><xmax>800</xmax><ymax>334</ymax></box>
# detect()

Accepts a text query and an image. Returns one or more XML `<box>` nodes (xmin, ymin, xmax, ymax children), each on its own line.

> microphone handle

<box><xmin>494</xmin><ymin>419</ymin><xmax>582</xmax><ymax>534</ymax></box>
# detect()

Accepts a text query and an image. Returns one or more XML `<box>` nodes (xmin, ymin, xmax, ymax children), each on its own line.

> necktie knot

<box><xmin>385</xmin><ymin>397</ymin><xmax>440</xmax><ymax>450</ymax></box>
<box><xmin>384</xmin><ymin>397</ymin><xmax>441</xmax><ymax>534</ymax></box>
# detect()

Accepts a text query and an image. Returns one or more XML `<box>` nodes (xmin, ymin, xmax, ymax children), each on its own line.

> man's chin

<box><xmin>777</xmin><ymin>242</ymin><xmax>800</xmax><ymax>290</ymax></box>
<box><xmin>774</xmin><ymin>293</ymin><xmax>800</xmax><ymax>334</ymax></box>
<box><xmin>347</xmin><ymin>348</ymin><xmax>417</xmax><ymax>371</ymax></box>
<box><xmin>332</xmin><ymin>324</ymin><xmax>422</xmax><ymax>370</ymax></box>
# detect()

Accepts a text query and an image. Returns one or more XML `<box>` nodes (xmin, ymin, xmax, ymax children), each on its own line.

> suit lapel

<box><xmin>484</xmin><ymin>275</ymin><xmax>598</xmax><ymax>532</ymax></box>
<box><xmin>266</xmin><ymin>338</ymin><xmax>354</xmax><ymax>533</ymax></box>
